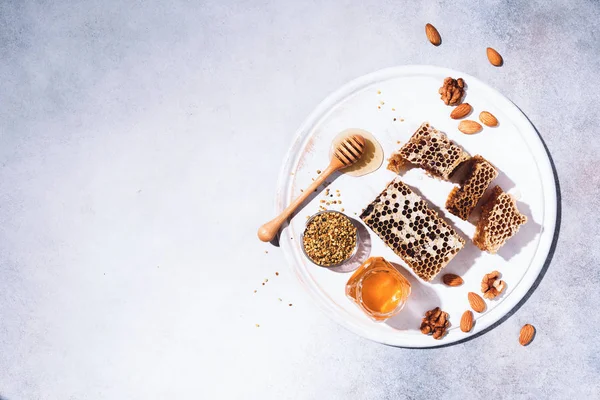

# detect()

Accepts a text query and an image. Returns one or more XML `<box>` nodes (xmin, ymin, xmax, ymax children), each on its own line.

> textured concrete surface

<box><xmin>0</xmin><ymin>0</ymin><xmax>599</xmax><ymax>399</ymax></box>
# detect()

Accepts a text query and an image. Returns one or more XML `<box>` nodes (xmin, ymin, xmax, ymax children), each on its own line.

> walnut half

<box><xmin>481</xmin><ymin>270</ymin><xmax>506</xmax><ymax>299</ymax></box>
<box><xmin>420</xmin><ymin>307</ymin><xmax>450</xmax><ymax>340</ymax></box>
<box><xmin>439</xmin><ymin>77</ymin><xmax>465</xmax><ymax>106</ymax></box>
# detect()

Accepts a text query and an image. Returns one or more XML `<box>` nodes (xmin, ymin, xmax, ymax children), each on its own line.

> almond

<box><xmin>519</xmin><ymin>324</ymin><xmax>535</xmax><ymax>346</ymax></box>
<box><xmin>460</xmin><ymin>310</ymin><xmax>474</xmax><ymax>332</ymax></box>
<box><xmin>468</xmin><ymin>292</ymin><xmax>486</xmax><ymax>313</ymax></box>
<box><xmin>458</xmin><ymin>120</ymin><xmax>482</xmax><ymax>135</ymax></box>
<box><xmin>425</xmin><ymin>23</ymin><xmax>441</xmax><ymax>46</ymax></box>
<box><xmin>479</xmin><ymin>111</ymin><xmax>498</xmax><ymax>127</ymax></box>
<box><xmin>450</xmin><ymin>103</ymin><xmax>472</xmax><ymax>120</ymax></box>
<box><xmin>486</xmin><ymin>47</ymin><xmax>503</xmax><ymax>66</ymax></box>
<box><xmin>442</xmin><ymin>273</ymin><xmax>464</xmax><ymax>286</ymax></box>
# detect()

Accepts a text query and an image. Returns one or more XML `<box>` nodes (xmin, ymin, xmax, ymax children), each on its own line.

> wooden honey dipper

<box><xmin>258</xmin><ymin>134</ymin><xmax>366</xmax><ymax>242</ymax></box>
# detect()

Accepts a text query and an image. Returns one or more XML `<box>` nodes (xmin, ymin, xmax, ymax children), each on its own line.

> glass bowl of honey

<box><xmin>346</xmin><ymin>257</ymin><xmax>411</xmax><ymax>322</ymax></box>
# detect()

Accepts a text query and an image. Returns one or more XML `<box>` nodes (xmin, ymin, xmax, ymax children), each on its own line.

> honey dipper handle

<box><xmin>257</xmin><ymin>161</ymin><xmax>342</xmax><ymax>242</ymax></box>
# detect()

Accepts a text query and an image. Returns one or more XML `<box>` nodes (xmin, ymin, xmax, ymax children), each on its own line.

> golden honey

<box><xmin>346</xmin><ymin>257</ymin><xmax>411</xmax><ymax>321</ymax></box>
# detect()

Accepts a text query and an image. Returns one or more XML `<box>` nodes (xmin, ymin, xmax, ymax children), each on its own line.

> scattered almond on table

<box><xmin>425</xmin><ymin>23</ymin><xmax>441</xmax><ymax>46</ymax></box>
<box><xmin>519</xmin><ymin>324</ymin><xmax>535</xmax><ymax>346</ymax></box>
<box><xmin>486</xmin><ymin>47</ymin><xmax>503</xmax><ymax>66</ymax></box>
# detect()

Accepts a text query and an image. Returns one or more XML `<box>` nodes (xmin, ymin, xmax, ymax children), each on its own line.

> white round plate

<box><xmin>275</xmin><ymin>65</ymin><xmax>557</xmax><ymax>348</ymax></box>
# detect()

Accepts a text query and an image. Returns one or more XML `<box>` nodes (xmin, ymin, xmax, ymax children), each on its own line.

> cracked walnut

<box><xmin>420</xmin><ymin>307</ymin><xmax>450</xmax><ymax>340</ymax></box>
<box><xmin>481</xmin><ymin>270</ymin><xmax>506</xmax><ymax>299</ymax></box>
<box><xmin>439</xmin><ymin>77</ymin><xmax>465</xmax><ymax>106</ymax></box>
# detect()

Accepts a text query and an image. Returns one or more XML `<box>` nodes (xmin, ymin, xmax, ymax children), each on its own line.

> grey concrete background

<box><xmin>0</xmin><ymin>0</ymin><xmax>599</xmax><ymax>399</ymax></box>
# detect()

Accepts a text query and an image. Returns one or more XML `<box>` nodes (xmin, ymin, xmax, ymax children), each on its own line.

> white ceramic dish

<box><xmin>275</xmin><ymin>65</ymin><xmax>557</xmax><ymax>348</ymax></box>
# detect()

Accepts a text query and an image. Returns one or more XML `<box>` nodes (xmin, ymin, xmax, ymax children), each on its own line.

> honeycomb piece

<box><xmin>387</xmin><ymin>122</ymin><xmax>470</xmax><ymax>180</ymax></box>
<box><xmin>360</xmin><ymin>177</ymin><xmax>465</xmax><ymax>281</ymax></box>
<box><xmin>386</xmin><ymin>153</ymin><xmax>404</xmax><ymax>174</ymax></box>
<box><xmin>446</xmin><ymin>155</ymin><xmax>498</xmax><ymax>220</ymax></box>
<box><xmin>473</xmin><ymin>186</ymin><xmax>527</xmax><ymax>253</ymax></box>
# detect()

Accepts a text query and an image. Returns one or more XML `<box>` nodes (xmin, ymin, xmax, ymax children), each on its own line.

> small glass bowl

<box><xmin>346</xmin><ymin>257</ymin><xmax>411</xmax><ymax>322</ymax></box>
<box><xmin>300</xmin><ymin>210</ymin><xmax>360</xmax><ymax>268</ymax></box>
